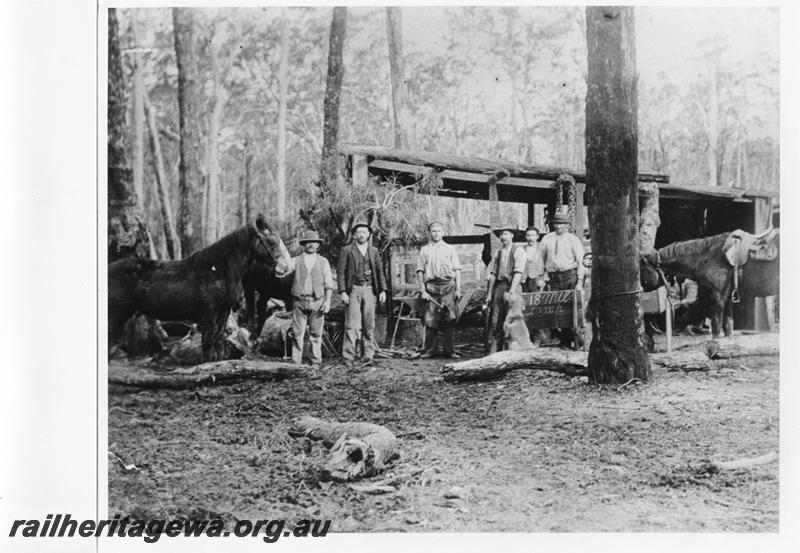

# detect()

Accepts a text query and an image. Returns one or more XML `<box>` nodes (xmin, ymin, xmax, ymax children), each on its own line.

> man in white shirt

<box><xmin>416</xmin><ymin>222</ymin><xmax>462</xmax><ymax>358</ymax></box>
<box><xmin>284</xmin><ymin>230</ymin><xmax>334</xmax><ymax>368</ymax></box>
<box><xmin>540</xmin><ymin>211</ymin><xmax>585</xmax><ymax>347</ymax></box>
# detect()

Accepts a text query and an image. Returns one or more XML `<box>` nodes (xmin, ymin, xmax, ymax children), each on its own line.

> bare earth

<box><xmin>108</xmin><ymin>332</ymin><xmax>779</xmax><ymax>532</ymax></box>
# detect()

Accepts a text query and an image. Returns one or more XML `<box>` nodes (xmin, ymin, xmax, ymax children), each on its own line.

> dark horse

<box><xmin>108</xmin><ymin>216</ymin><xmax>291</xmax><ymax>361</ymax></box>
<box><xmin>641</xmin><ymin>231</ymin><xmax>779</xmax><ymax>338</ymax></box>
<box><xmin>242</xmin><ymin>241</ymin><xmax>294</xmax><ymax>337</ymax></box>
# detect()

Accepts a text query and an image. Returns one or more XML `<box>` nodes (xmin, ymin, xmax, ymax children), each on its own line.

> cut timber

<box><xmin>291</xmin><ymin>416</ymin><xmax>397</xmax><ymax>482</ymax></box>
<box><xmin>703</xmin><ymin>337</ymin><xmax>779</xmax><ymax>360</ymax></box>
<box><xmin>441</xmin><ymin>348</ymin><xmax>712</xmax><ymax>382</ymax></box>
<box><xmin>108</xmin><ymin>360</ymin><xmax>306</xmax><ymax>390</ymax></box>
<box><xmin>711</xmin><ymin>451</ymin><xmax>778</xmax><ymax>471</ymax></box>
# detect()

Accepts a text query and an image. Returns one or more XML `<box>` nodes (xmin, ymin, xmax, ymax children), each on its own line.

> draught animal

<box><xmin>108</xmin><ymin>216</ymin><xmax>290</xmax><ymax>361</ymax></box>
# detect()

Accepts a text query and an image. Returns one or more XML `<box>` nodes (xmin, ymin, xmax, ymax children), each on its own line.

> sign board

<box><xmin>520</xmin><ymin>290</ymin><xmax>584</xmax><ymax>330</ymax></box>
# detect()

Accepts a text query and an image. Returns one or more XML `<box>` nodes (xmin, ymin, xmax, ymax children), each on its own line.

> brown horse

<box><xmin>108</xmin><ymin>216</ymin><xmax>290</xmax><ymax>361</ymax></box>
<box><xmin>242</xmin><ymin>244</ymin><xmax>294</xmax><ymax>336</ymax></box>
<box><xmin>641</xmin><ymin>231</ymin><xmax>779</xmax><ymax>338</ymax></box>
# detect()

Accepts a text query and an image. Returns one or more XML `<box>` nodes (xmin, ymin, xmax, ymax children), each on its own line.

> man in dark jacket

<box><xmin>337</xmin><ymin>221</ymin><xmax>387</xmax><ymax>366</ymax></box>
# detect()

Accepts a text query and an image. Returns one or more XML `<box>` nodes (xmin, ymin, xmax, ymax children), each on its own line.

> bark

<box><xmin>707</xmin><ymin>62</ymin><xmax>719</xmax><ymax>187</ymax></box>
<box><xmin>276</xmin><ymin>9</ymin><xmax>289</xmax><ymax>220</ymax></box>
<box><xmin>172</xmin><ymin>8</ymin><xmax>205</xmax><ymax>255</ymax></box>
<box><xmin>386</xmin><ymin>7</ymin><xmax>413</xmax><ymax>149</ymax></box>
<box><xmin>290</xmin><ymin>416</ymin><xmax>397</xmax><ymax>482</ymax></box>
<box><xmin>131</xmin><ymin>16</ymin><xmax>145</xmax><ymax>211</ymax></box>
<box><xmin>440</xmin><ymin>349</ymin><xmax>712</xmax><ymax>383</ymax></box>
<box><xmin>204</xmin><ymin>21</ymin><xmax>228</xmax><ymax>245</ymax></box>
<box><xmin>638</xmin><ymin>181</ymin><xmax>660</xmax><ymax>252</ymax></box>
<box><xmin>702</xmin><ymin>338</ymin><xmax>779</xmax><ymax>360</ymax></box>
<box><xmin>585</xmin><ymin>6</ymin><xmax>651</xmax><ymax>383</ymax></box>
<box><xmin>108</xmin><ymin>8</ymin><xmax>151</xmax><ymax>262</ymax></box>
<box><xmin>320</xmin><ymin>6</ymin><xmax>347</xmax><ymax>187</ymax></box>
<box><xmin>711</xmin><ymin>451</ymin><xmax>777</xmax><ymax>471</ymax></box>
<box><xmin>339</xmin><ymin>144</ymin><xmax>670</xmax><ymax>184</ymax></box>
<box><xmin>109</xmin><ymin>360</ymin><xmax>306</xmax><ymax>391</ymax></box>
<box><xmin>144</xmin><ymin>93</ymin><xmax>181</xmax><ymax>259</ymax></box>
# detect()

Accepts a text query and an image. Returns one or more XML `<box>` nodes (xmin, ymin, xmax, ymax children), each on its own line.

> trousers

<box><xmin>291</xmin><ymin>296</ymin><xmax>324</xmax><ymax>364</ymax></box>
<box><xmin>342</xmin><ymin>285</ymin><xmax>377</xmax><ymax>361</ymax></box>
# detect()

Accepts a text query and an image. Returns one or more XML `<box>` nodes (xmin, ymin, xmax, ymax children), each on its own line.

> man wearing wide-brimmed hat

<box><xmin>483</xmin><ymin>223</ymin><xmax>527</xmax><ymax>353</ymax></box>
<box><xmin>336</xmin><ymin>220</ymin><xmax>387</xmax><ymax>366</ymax></box>
<box><xmin>284</xmin><ymin>230</ymin><xmax>334</xmax><ymax>368</ymax></box>
<box><xmin>416</xmin><ymin>222</ymin><xmax>462</xmax><ymax>359</ymax></box>
<box><xmin>540</xmin><ymin>208</ymin><xmax>585</xmax><ymax>347</ymax></box>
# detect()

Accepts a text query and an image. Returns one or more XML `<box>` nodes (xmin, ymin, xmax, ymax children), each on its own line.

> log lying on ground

<box><xmin>703</xmin><ymin>339</ymin><xmax>779</xmax><ymax>360</ymax></box>
<box><xmin>109</xmin><ymin>360</ymin><xmax>306</xmax><ymax>390</ymax></box>
<box><xmin>711</xmin><ymin>451</ymin><xmax>778</xmax><ymax>472</ymax></box>
<box><xmin>441</xmin><ymin>348</ymin><xmax>712</xmax><ymax>382</ymax></box>
<box><xmin>290</xmin><ymin>416</ymin><xmax>397</xmax><ymax>482</ymax></box>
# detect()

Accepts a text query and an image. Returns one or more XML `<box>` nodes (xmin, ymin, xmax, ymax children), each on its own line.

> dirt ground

<box><xmin>108</xmin><ymin>330</ymin><xmax>779</xmax><ymax>532</ymax></box>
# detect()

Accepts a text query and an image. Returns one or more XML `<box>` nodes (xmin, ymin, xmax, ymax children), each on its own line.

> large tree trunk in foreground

<box><xmin>386</xmin><ymin>7</ymin><xmax>412</xmax><ymax>149</ymax></box>
<box><xmin>172</xmin><ymin>8</ymin><xmax>205</xmax><ymax>255</ymax></box>
<box><xmin>585</xmin><ymin>6</ymin><xmax>651</xmax><ymax>383</ymax></box>
<box><xmin>320</xmin><ymin>6</ymin><xmax>347</xmax><ymax>187</ymax></box>
<box><xmin>108</xmin><ymin>8</ymin><xmax>151</xmax><ymax>262</ymax></box>
<box><xmin>291</xmin><ymin>416</ymin><xmax>397</xmax><ymax>482</ymax></box>
<box><xmin>109</xmin><ymin>360</ymin><xmax>306</xmax><ymax>390</ymax></box>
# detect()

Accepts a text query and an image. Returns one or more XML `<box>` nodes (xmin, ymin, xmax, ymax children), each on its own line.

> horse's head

<box><xmin>250</xmin><ymin>214</ymin><xmax>291</xmax><ymax>276</ymax></box>
<box><xmin>639</xmin><ymin>249</ymin><xmax>663</xmax><ymax>292</ymax></box>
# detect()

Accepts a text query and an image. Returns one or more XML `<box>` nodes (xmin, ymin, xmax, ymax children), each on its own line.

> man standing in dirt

<box><xmin>483</xmin><ymin>224</ymin><xmax>527</xmax><ymax>353</ymax></box>
<box><xmin>337</xmin><ymin>221</ymin><xmax>388</xmax><ymax>367</ymax></box>
<box><xmin>540</xmin><ymin>211</ymin><xmax>585</xmax><ymax>347</ymax></box>
<box><xmin>416</xmin><ymin>222</ymin><xmax>462</xmax><ymax>359</ymax></box>
<box><xmin>522</xmin><ymin>225</ymin><xmax>547</xmax><ymax>346</ymax></box>
<box><xmin>284</xmin><ymin>230</ymin><xmax>334</xmax><ymax>369</ymax></box>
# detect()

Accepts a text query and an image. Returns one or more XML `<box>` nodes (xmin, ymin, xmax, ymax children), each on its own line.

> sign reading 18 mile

<box><xmin>520</xmin><ymin>290</ymin><xmax>584</xmax><ymax>330</ymax></box>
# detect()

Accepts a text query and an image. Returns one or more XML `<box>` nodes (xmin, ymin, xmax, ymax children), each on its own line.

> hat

<box><xmin>492</xmin><ymin>224</ymin><xmax>517</xmax><ymax>236</ymax></box>
<box><xmin>525</xmin><ymin>225</ymin><xmax>540</xmax><ymax>234</ymax></box>
<box><xmin>350</xmin><ymin>220</ymin><xmax>371</xmax><ymax>233</ymax></box>
<box><xmin>298</xmin><ymin>230</ymin><xmax>323</xmax><ymax>244</ymax></box>
<box><xmin>550</xmin><ymin>212</ymin><xmax>571</xmax><ymax>225</ymax></box>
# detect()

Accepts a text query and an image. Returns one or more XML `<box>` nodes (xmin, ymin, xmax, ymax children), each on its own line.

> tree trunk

<box><xmin>109</xmin><ymin>360</ymin><xmax>307</xmax><ymax>391</ymax></box>
<box><xmin>172</xmin><ymin>8</ymin><xmax>205</xmax><ymax>255</ymax></box>
<box><xmin>638</xmin><ymin>181</ymin><xmax>660</xmax><ymax>252</ymax></box>
<box><xmin>276</xmin><ymin>9</ymin><xmax>289</xmax><ymax>220</ymax></box>
<box><xmin>585</xmin><ymin>6</ymin><xmax>651</xmax><ymax>383</ymax></box>
<box><xmin>244</xmin><ymin>138</ymin><xmax>253</xmax><ymax>222</ymax></box>
<box><xmin>130</xmin><ymin>16</ymin><xmax>145</xmax><ymax>211</ymax></box>
<box><xmin>108</xmin><ymin>8</ymin><xmax>151</xmax><ymax>262</ymax></box>
<box><xmin>205</xmin><ymin>20</ymin><xmax>227</xmax><ymax>245</ymax></box>
<box><xmin>144</xmin><ymin>93</ymin><xmax>181</xmax><ymax>260</ymax></box>
<box><xmin>440</xmin><ymin>348</ymin><xmax>711</xmax><ymax>383</ymax></box>
<box><xmin>291</xmin><ymin>416</ymin><xmax>397</xmax><ymax>482</ymax></box>
<box><xmin>386</xmin><ymin>7</ymin><xmax>412</xmax><ymax>149</ymax></box>
<box><xmin>320</xmin><ymin>6</ymin><xmax>347</xmax><ymax>187</ymax></box>
<box><xmin>707</xmin><ymin>62</ymin><xmax>719</xmax><ymax>187</ymax></box>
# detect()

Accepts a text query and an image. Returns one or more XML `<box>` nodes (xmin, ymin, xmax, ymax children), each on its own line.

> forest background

<box><xmin>115</xmin><ymin>6</ymin><xmax>779</xmax><ymax>258</ymax></box>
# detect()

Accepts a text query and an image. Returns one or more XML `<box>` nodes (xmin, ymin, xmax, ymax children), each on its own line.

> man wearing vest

<box><xmin>337</xmin><ymin>221</ymin><xmax>388</xmax><ymax>367</ymax></box>
<box><xmin>540</xmin><ymin>210</ymin><xmax>585</xmax><ymax>348</ymax></box>
<box><xmin>484</xmin><ymin>224</ymin><xmax>527</xmax><ymax>353</ymax></box>
<box><xmin>284</xmin><ymin>230</ymin><xmax>334</xmax><ymax>368</ymax></box>
<box><xmin>522</xmin><ymin>225</ymin><xmax>547</xmax><ymax>346</ymax></box>
<box><xmin>416</xmin><ymin>222</ymin><xmax>462</xmax><ymax>359</ymax></box>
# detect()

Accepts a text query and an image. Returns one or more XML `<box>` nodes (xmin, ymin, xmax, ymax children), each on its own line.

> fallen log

<box><xmin>108</xmin><ymin>360</ymin><xmax>306</xmax><ymax>390</ymax></box>
<box><xmin>290</xmin><ymin>416</ymin><xmax>397</xmax><ymax>482</ymax></box>
<box><xmin>711</xmin><ymin>451</ymin><xmax>778</xmax><ymax>471</ymax></box>
<box><xmin>703</xmin><ymin>339</ymin><xmax>779</xmax><ymax>360</ymax></box>
<box><xmin>441</xmin><ymin>348</ymin><xmax>712</xmax><ymax>382</ymax></box>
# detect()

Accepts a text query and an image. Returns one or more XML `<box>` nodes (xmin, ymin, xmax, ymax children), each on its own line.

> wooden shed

<box><xmin>340</xmin><ymin>144</ymin><xmax>778</xmax><ymax>331</ymax></box>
